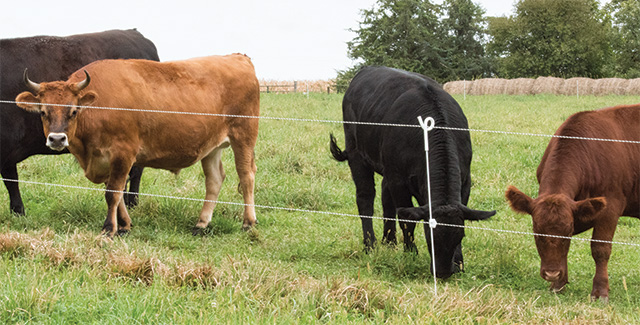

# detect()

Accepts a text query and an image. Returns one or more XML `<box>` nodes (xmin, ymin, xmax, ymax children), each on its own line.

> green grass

<box><xmin>0</xmin><ymin>93</ymin><xmax>639</xmax><ymax>323</ymax></box>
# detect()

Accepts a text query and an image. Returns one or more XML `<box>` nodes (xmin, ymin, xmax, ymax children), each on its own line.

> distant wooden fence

<box><xmin>259</xmin><ymin>80</ymin><xmax>335</xmax><ymax>94</ymax></box>
<box><xmin>443</xmin><ymin>77</ymin><xmax>640</xmax><ymax>96</ymax></box>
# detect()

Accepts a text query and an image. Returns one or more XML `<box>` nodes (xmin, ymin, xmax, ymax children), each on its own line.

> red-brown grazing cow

<box><xmin>506</xmin><ymin>104</ymin><xmax>639</xmax><ymax>301</ymax></box>
<box><xmin>15</xmin><ymin>54</ymin><xmax>260</xmax><ymax>237</ymax></box>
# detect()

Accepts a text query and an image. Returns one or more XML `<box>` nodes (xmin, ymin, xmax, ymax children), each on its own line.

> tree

<box><xmin>441</xmin><ymin>0</ymin><xmax>493</xmax><ymax>81</ymax></box>
<box><xmin>487</xmin><ymin>0</ymin><xmax>611</xmax><ymax>78</ymax></box>
<box><xmin>337</xmin><ymin>0</ymin><xmax>446</xmax><ymax>88</ymax></box>
<box><xmin>605</xmin><ymin>0</ymin><xmax>640</xmax><ymax>77</ymax></box>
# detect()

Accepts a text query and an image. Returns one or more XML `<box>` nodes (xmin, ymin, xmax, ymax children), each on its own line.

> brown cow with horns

<box><xmin>16</xmin><ymin>54</ymin><xmax>260</xmax><ymax>237</ymax></box>
<box><xmin>506</xmin><ymin>104</ymin><xmax>639</xmax><ymax>302</ymax></box>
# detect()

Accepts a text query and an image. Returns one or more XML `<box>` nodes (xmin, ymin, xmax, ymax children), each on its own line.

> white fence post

<box><xmin>417</xmin><ymin>116</ymin><xmax>438</xmax><ymax>296</ymax></box>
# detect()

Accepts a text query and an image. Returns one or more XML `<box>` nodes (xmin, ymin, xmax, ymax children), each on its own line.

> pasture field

<box><xmin>0</xmin><ymin>93</ymin><xmax>639</xmax><ymax>323</ymax></box>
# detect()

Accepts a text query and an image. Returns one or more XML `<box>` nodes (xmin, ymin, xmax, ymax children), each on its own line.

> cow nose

<box><xmin>543</xmin><ymin>270</ymin><xmax>561</xmax><ymax>281</ymax></box>
<box><xmin>46</xmin><ymin>133</ymin><xmax>69</xmax><ymax>150</ymax></box>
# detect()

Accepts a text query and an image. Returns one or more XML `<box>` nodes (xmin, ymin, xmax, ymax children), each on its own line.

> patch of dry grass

<box><xmin>1</xmin><ymin>228</ymin><xmax>635</xmax><ymax>323</ymax></box>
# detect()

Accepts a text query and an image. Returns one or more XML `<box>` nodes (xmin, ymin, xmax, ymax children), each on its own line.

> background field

<box><xmin>0</xmin><ymin>94</ymin><xmax>639</xmax><ymax>323</ymax></box>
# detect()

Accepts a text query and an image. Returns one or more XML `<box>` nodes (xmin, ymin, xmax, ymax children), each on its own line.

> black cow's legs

<box><xmin>381</xmin><ymin>179</ymin><xmax>397</xmax><ymax>245</ymax></box>
<box><xmin>452</xmin><ymin>243</ymin><xmax>464</xmax><ymax>272</ymax></box>
<box><xmin>348</xmin><ymin>159</ymin><xmax>376</xmax><ymax>249</ymax></box>
<box><xmin>2</xmin><ymin>163</ymin><xmax>25</xmax><ymax>215</ymax></box>
<box><xmin>388</xmin><ymin>184</ymin><xmax>417</xmax><ymax>252</ymax></box>
<box><xmin>123</xmin><ymin>166</ymin><xmax>144</xmax><ymax>208</ymax></box>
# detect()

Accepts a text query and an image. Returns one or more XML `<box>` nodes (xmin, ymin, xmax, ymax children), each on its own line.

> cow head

<box><xmin>505</xmin><ymin>185</ymin><xmax>606</xmax><ymax>292</ymax></box>
<box><xmin>15</xmin><ymin>69</ymin><xmax>97</xmax><ymax>151</ymax></box>
<box><xmin>397</xmin><ymin>204</ymin><xmax>495</xmax><ymax>279</ymax></box>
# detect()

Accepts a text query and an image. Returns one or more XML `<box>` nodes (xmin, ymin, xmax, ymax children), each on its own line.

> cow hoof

<box><xmin>101</xmin><ymin>225</ymin><xmax>117</xmax><ymax>238</ymax></box>
<box><xmin>101</xmin><ymin>230</ymin><xmax>116</xmax><ymax>238</ymax></box>
<box><xmin>117</xmin><ymin>229</ymin><xmax>130</xmax><ymax>237</ymax></box>
<box><xmin>123</xmin><ymin>195</ymin><xmax>139</xmax><ymax>209</ymax></box>
<box><xmin>192</xmin><ymin>226</ymin><xmax>206</xmax><ymax>236</ymax></box>
<box><xmin>590</xmin><ymin>295</ymin><xmax>609</xmax><ymax>304</ymax></box>
<box><xmin>590</xmin><ymin>288</ymin><xmax>609</xmax><ymax>303</ymax></box>
<box><xmin>381</xmin><ymin>237</ymin><xmax>397</xmax><ymax>247</ymax></box>
<box><xmin>403</xmin><ymin>244</ymin><xmax>418</xmax><ymax>254</ymax></box>
<box><xmin>241</xmin><ymin>222</ymin><xmax>256</xmax><ymax>231</ymax></box>
<box><xmin>11</xmin><ymin>206</ymin><xmax>25</xmax><ymax>216</ymax></box>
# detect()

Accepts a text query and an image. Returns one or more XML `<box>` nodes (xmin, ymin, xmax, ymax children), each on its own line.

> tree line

<box><xmin>336</xmin><ymin>0</ymin><xmax>640</xmax><ymax>89</ymax></box>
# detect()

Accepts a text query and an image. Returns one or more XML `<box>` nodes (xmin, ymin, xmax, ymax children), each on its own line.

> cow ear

<box><xmin>79</xmin><ymin>91</ymin><xmax>97</xmax><ymax>107</ymax></box>
<box><xmin>460</xmin><ymin>205</ymin><xmax>496</xmax><ymax>221</ymax></box>
<box><xmin>505</xmin><ymin>185</ymin><xmax>534</xmax><ymax>215</ymax></box>
<box><xmin>15</xmin><ymin>91</ymin><xmax>40</xmax><ymax>113</ymax></box>
<box><xmin>397</xmin><ymin>206</ymin><xmax>425</xmax><ymax>221</ymax></box>
<box><xmin>574</xmin><ymin>197</ymin><xmax>606</xmax><ymax>222</ymax></box>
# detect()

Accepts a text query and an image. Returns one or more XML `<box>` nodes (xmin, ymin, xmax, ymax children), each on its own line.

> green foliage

<box><xmin>338</xmin><ymin>0</ymin><xmax>491</xmax><ymax>86</ymax></box>
<box><xmin>441</xmin><ymin>0</ymin><xmax>494</xmax><ymax>81</ymax></box>
<box><xmin>1</xmin><ymin>93</ymin><xmax>640</xmax><ymax>323</ymax></box>
<box><xmin>604</xmin><ymin>0</ymin><xmax>640</xmax><ymax>77</ymax></box>
<box><xmin>487</xmin><ymin>0</ymin><xmax>612</xmax><ymax>78</ymax></box>
<box><xmin>339</xmin><ymin>0</ymin><xmax>637</xmax><ymax>83</ymax></box>
<box><xmin>344</xmin><ymin>0</ymin><xmax>445</xmax><ymax>80</ymax></box>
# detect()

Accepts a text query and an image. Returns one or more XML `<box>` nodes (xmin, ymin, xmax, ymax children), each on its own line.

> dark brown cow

<box><xmin>1</xmin><ymin>29</ymin><xmax>160</xmax><ymax>214</ymax></box>
<box><xmin>506</xmin><ymin>104</ymin><xmax>639</xmax><ymax>301</ymax></box>
<box><xmin>15</xmin><ymin>54</ymin><xmax>259</xmax><ymax>237</ymax></box>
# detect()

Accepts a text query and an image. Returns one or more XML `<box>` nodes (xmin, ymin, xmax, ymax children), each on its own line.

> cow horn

<box><xmin>74</xmin><ymin>70</ymin><xmax>91</xmax><ymax>92</ymax></box>
<box><xmin>23</xmin><ymin>69</ymin><xmax>40</xmax><ymax>94</ymax></box>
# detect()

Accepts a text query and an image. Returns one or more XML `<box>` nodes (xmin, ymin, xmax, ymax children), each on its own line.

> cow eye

<box><xmin>70</xmin><ymin>109</ymin><xmax>78</xmax><ymax>118</ymax></box>
<box><xmin>40</xmin><ymin>110</ymin><xmax>46</xmax><ymax>117</ymax></box>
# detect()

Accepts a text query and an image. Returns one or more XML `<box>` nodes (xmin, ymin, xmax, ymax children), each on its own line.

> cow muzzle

<box><xmin>540</xmin><ymin>268</ymin><xmax>568</xmax><ymax>292</ymax></box>
<box><xmin>46</xmin><ymin>133</ymin><xmax>69</xmax><ymax>151</ymax></box>
<box><xmin>542</xmin><ymin>270</ymin><xmax>561</xmax><ymax>281</ymax></box>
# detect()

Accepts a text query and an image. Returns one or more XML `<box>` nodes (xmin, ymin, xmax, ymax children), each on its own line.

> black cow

<box><xmin>330</xmin><ymin>66</ymin><xmax>495</xmax><ymax>278</ymax></box>
<box><xmin>0</xmin><ymin>29</ymin><xmax>159</xmax><ymax>214</ymax></box>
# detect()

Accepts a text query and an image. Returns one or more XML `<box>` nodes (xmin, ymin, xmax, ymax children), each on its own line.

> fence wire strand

<box><xmin>2</xmin><ymin>177</ymin><xmax>638</xmax><ymax>248</ymax></box>
<box><xmin>2</xmin><ymin>99</ymin><xmax>639</xmax><ymax>144</ymax></box>
<box><xmin>0</xmin><ymin>99</ymin><xmax>638</xmax><ymax>248</ymax></box>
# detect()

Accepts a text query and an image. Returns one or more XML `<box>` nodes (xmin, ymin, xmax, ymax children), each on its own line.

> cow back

<box><xmin>537</xmin><ymin>105</ymin><xmax>640</xmax><ymax>215</ymax></box>
<box><xmin>68</xmin><ymin>54</ymin><xmax>259</xmax><ymax>171</ymax></box>
<box><xmin>1</xmin><ymin>29</ymin><xmax>159</xmax><ymax>102</ymax></box>
<box><xmin>342</xmin><ymin>66</ymin><xmax>472</xmax><ymax>205</ymax></box>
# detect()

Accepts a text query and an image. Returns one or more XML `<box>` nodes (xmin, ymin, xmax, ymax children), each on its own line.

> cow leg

<box><xmin>589</xmin><ymin>214</ymin><xmax>619</xmax><ymax>302</ymax></box>
<box><xmin>452</xmin><ymin>243</ymin><xmax>464</xmax><ymax>272</ymax></box>
<box><xmin>193</xmin><ymin>148</ymin><xmax>226</xmax><ymax>234</ymax></box>
<box><xmin>347</xmin><ymin>158</ymin><xmax>376</xmax><ymax>249</ymax></box>
<box><xmin>389</xmin><ymin>185</ymin><xmax>417</xmax><ymax>253</ymax></box>
<box><xmin>381</xmin><ymin>179</ymin><xmax>396</xmax><ymax>246</ymax></box>
<box><xmin>1</xmin><ymin>164</ymin><xmax>25</xmax><ymax>215</ymax></box>
<box><xmin>398</xmin><ymin>211</ymin><xmax>418</xmax><ymax>253</ymax></box>
<box><xmin>124</xmin><ymin>166</ymin><xmax>144</xmax><ymax>208</ymax></box>
<box><xmin>116</xmin><ymin>197</ymin><xmax>132</xmax><ymax>235</ymax></box>
<box><xmin>102</xmin><ymin>158</ymin><xmax>133</xmax><ymax>237</ymax></box>
<box><xmin>231</xmin><ymin>144</ymin><xmax>257</xmax><ymax>230</ymax></box>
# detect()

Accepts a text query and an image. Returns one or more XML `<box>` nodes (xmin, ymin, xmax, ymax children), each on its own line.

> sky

<box><xmin>1</xmin><ymin>1</ymin><xmax>527</xmax><ymax>80</ymax></box>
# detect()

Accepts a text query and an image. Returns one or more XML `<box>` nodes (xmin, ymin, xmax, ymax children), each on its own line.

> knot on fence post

<box><xmin>418</xmin><ymin>116</ymin><xmax>435</xmax><ymax>152</ymax></box>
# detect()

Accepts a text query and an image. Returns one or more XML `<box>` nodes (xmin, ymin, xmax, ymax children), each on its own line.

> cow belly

<box><xmin>137</xmin><ymin>137</ymin><xmax>230</xmax><ymax>171</ymax></box>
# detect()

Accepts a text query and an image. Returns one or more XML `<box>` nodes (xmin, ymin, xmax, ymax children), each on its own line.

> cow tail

<box><xmin>330</xmin><ymin>133</ymin><xmax>348</xmax><ymax>162</ymax></box>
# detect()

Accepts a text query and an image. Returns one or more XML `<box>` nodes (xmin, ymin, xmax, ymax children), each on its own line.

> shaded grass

<box><xmin>0</xmin><ymin>93</ymin><xmax>638</xmax><ymax>323</ymax></box>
